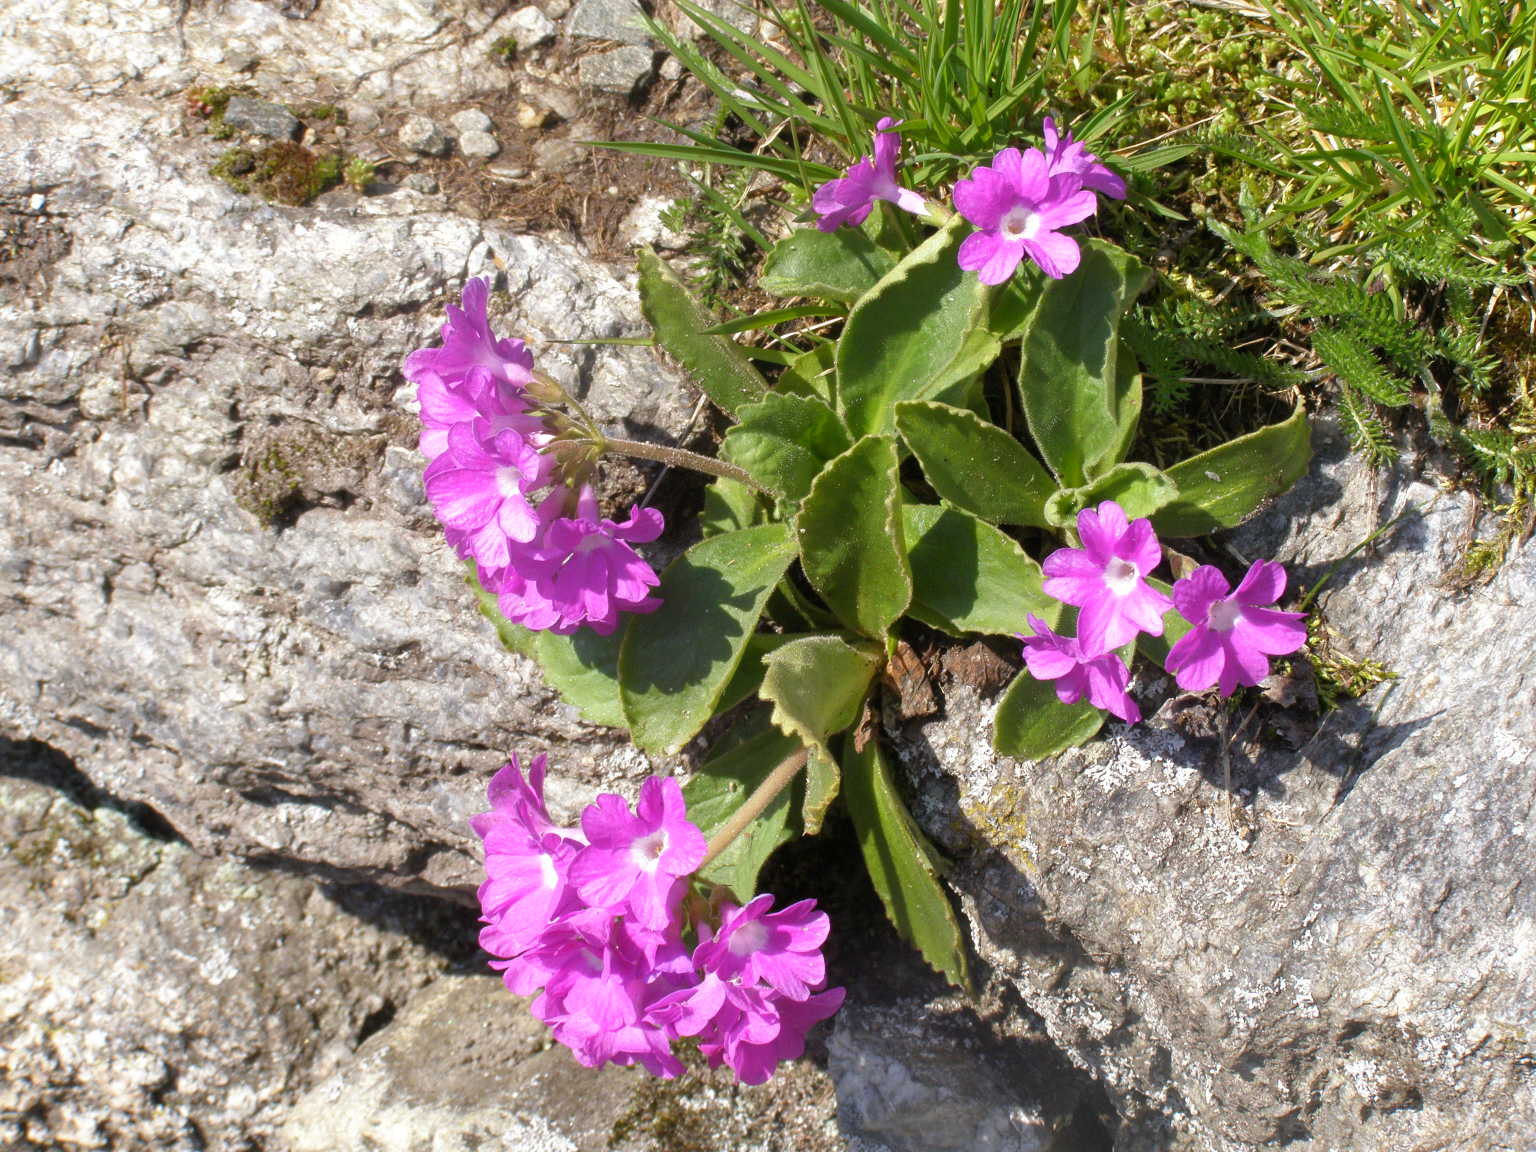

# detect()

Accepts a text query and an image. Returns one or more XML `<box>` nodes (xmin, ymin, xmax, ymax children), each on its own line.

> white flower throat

<box><xmin>1000</xmin><ymin>205</ymin><xmax>1043</xmax><ymax>242</ymax></box>
<box><xmin>1103</xmin><ymin>557</ymin><xmax>1140</xmax><ymax>596</ymax></box>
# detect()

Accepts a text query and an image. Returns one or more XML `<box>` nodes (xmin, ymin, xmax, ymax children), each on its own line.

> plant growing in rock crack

<box><xmin>405</xmin><ymin>116</ymin><xmax>1314</xmax><ymax>1081</ymax></box>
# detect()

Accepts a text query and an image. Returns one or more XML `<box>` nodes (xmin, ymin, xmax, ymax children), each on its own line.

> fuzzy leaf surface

<box><xmin>760</xmin><ymin>227</ymin><xmax>896</xmax><ymax>305</ymax></box>
<box><xmin>1044</xmin><ymin>461</ymin><xmax>1180</xmax><ymax>527</ymax></box>
<box><xmin>638</xmin><ymin>246</ymin><xmax>767</xmax><ymax>417</ymax></box>
<box><xmin>1153</xmin><ymin>406</ymin><xmax>1312</xmax><ymax>537</ymax></box>
<box><xmin>837</xmin><ymin>216</ymin><xmax>997</xmax><ymax>437</ymax></box>
<box><xmin>842</xmin><ymin>738</ymin><xmax>971</xmax><ymax>990</ymax></box>
<box><xmin>796</xmin><ymin>435</ymin><xmax>911</xmax><ymax>638</ymax></box>
<box><xmin>993</xmin><ymin>668</ymin><xmax>1106</xmax><ymax>760</ymax></box>
<box><xmin>894</xmin><ymin>400</ymin><xmax>1055</xmax><ymax>527</ymax></box>
<box><xmin>619</xmin><ymin>522</ymin><xmax>796</xmax><ymax>753</ymax></box>
<box><xmin>1016</xmin><ymin>241</ymin><xmax>1150</xmax><ymax>487</ymax></box>
<box><xmin>720</xmin><ymin>393</ymin><xmax>852</xmax><ymax>503</ymax></box>
<box><xmin>903</xmin><ymin>505</ymin><xmax>1060</xmax><ymax>636</ymax></box>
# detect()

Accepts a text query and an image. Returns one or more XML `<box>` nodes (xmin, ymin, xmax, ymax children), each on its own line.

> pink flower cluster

<box><xmin>1022</xmin><ymin>501</ymin><xmax>1309</xmax><ymax>721</ymax></box>
<box><xmin>811</xmin><ymin>117</ymin><xmax>1126</xmax><ymax>282</ymax></box>
<box><xmin>405</xmin><ymin>280</ymin><xmax>663</xmax><ymax>635</ymax></box>
<box><xmin>473</xmin><ymin>756</ymin><xmax>844</xmax><ymax>1083</ymax></box>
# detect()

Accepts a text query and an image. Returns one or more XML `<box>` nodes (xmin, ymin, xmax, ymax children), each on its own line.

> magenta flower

<box><xmin>953</xmin><ymin>145</ymin><xmax>1099</xmax><ymax>282</ymax></box>
<box><xmin>422</xmin><ymin>420</ymin><xmax>558</xmax><ymax>569</ymax></box>
<box><xmin>471</xmin><ymin>755</ymin><xmax>586</xmax><ymax>960</ymax></box>
<box><xmin>1017</xmin><ymin>615</ymin><xmax>1141</xmax><ymax>724</ymax></box>
<box><xmin>811</xmin><ymin>116</ymin><xmax>927</xmax><ymax>232</ymax></box>
<box><xmin>491</xmin><ymin>485</ymin><xmax>663</xmax><ymax>636</ymax></box>
<box><xmin>416</xmin><ymin>364</ymin><xmax>542</xmax><ymax>463</ymax></box>
<box><xmin>1041</xmin><ymin>117</ymin><xmax>1126</xmax><ymax>200</ymax></box>
<box><xmin>653</xmin><ymin>895</ymin><xmax>843</xmax><ymax>1085</ymax></box>
<box><xmin>404</xmin><ymin>278</ymin><xmax>535</xmax><ymax>390</ymax></box>
<box><xmin>523</xmin><ymin>912</ymin><xmax>688</xmax><ymax>1078</ymax></box>
<box><xmin>1042</xmin><ymin>501</ymin><xmax>1173</xmax><ymax>655</ymax></box>
<box><xmin>1164</xmin><ymin>561</ymin><xmax>1308</xmax><ymax>696</ymax></box>
<box><xmin>569</xmin><ymin>776</ymin><xmax>708</xmax><ymax>930</ymax></box>
<box><xmin>692</xmin><ymin>895</ymin><xmax>830</xmax><ymax>999</ymax></box>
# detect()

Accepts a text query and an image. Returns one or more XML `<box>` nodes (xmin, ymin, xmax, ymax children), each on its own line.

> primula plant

<box><xmin>406</xmin><ymin>116</ymin><xmax>1314</xmax><ymax>1075</ymax></box>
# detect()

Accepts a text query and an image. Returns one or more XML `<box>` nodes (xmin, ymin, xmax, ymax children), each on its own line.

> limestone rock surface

<box><xmin>282</xmin><ymin>972</ymin><xmax>847</xmax><ymax>1152</ymax></box>
<box><xmin>0</xmin><ymin>738</ymin><xmax>468</xmax><ymax>1151</ymax></box>
<box><xmin>0</xmin><ymin>84</ymin><xmax>693</xmax><ymax>896</ymax></box>
<box><xmin>899</xmin><ymin>425</ymin><xmax>1536</xmax><ymax>1150</ymax></box>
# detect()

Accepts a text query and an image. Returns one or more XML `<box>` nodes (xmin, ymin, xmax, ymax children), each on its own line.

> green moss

<box><xmin>1304</xmin><ymin>620</ymin><xmax>1396</xmax><ymax>710</ymax></box>
<box><xmin>606</xmin><ymin>1068</ymin><xmax>716</xmax><ymax>1151</ymax></box>
<box><xmin>343</xmin><ymin>155</ymin><xmax>376</xmax><ymax>192</ymax></box>
<box><xmin>490</xmin><ymin>34</ymin><xmax>518</xmax><ymax>62</ymax></box>
<box><xmin>235</xmin><ymin>445</ymin><xmax>303</xmax><ymax>528</ymax></box>
<box><xmin>212</xmin><ymin>142</ymin><xmax>343</xmax><ymax>207</ymax></box>
<box><xmin>210</xmin><ymin>147</ymin><xmax>256</xmax><ymax>195</ymax></box>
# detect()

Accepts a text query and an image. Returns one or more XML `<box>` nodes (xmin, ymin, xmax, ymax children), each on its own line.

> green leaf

<box><xmin>775</xmin><ymin>341</ymin><xmax>837</xmax><ymax>404</ymax></box>
<box><xmin>894</xmin><ymin>400</ymin><xmax>1055</xmax><ymax>527</ymax></box>
<box><xmin>1101</xmin><ymin>343</ymin><xmax>1144</xmax><ymax>476</ymax></box>
<box><xmin>619</xmin><ymin>522</ymin><xmax>797</xmax><ymax>753</ymax></box>
<box><xmin>1044</xmin><ymin>461</ymin><xmax>1181</xmax><ymax>528</ymax></box>
<box><xmin>902</xmin><ymin>505</ymin><xmax>1061</xmax><ymax>636</ymax></box>
<box><xmin>760</xmin><ymin>227</ymin><xmax>897</xmax><ymax>305</ymax></box>
<box><xmin>638</xmin><ymin>246</ymin><xmax>767</xmax><ymax>417</ymax></box>
<box><xmin>1152</xmin><ymin>406</ymin><xmax>1313</xmax><ymax>538</ymax></box>
<box><xmin>470</xmin><ymin>568</ymin><xmax>624</xmax><ymax>727</ymax></box>
<box><xmin>801</xmin><ymin>747</ymin><xmax>841</xmax><ymax>838</ymax></box>
<box><xmin>685</xmin><ymin>724</ymin><xmax>802</xmax><ymax>901</ymax></box>
<box><xmin>992</xmin><ymin>669</ymin><xmax>1105</xmax><ymax>760</ymax></box>
<box><xmin>716</xmin><ymin>632</ymin><xmax>812</xmax><ymax>714</ymax></box>
<box><xmin>759</xmin><ymin>635</ymin><xmax>881</xmax><ymax>749</ymax></box>
<box><xmin>1016</xmin><ymin>241</ymin><xmax>1151</xmax><ymax>487</ymax></box>
<box><xmin>842</xmin><ymin>738</ymin><xmax>971</xmax><ymax>990</ymax></box>
<box><xmin>700</xmin><ymin>476</ymin><xmax>768</xmax><ymax>537</ymax></box>
<box><xmin>1134</xmin><ymin>577</ymin><xmax>1192</xmax><ymax>668</ymax></box>
<box><xmin>837</xmin><ymin>216</ymin><xmax>999</xmax><ymax>437</ymax></box>
<box><xmin>720</xmin><ymin>393</ymin><xmax>852</xmax><ymax>503</ymax></box>
<box><xmin>796</xmin><ymin>435</ymin><xmax>912</xmax><ymax>638</ymax></box>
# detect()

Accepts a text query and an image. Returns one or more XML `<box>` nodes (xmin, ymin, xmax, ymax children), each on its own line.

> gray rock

<box><xmin>675</xmin><ymin>0</ymin><xmax>761</xmax><ymax>39</ymax></box>
<box><xmin>459</xmin><ymin>129</ymin><xmax>501</xmax><ymax>159</ymax></box>
<box><xmin>900</xmin><ymin>421</ymin><xmax>1536</xmax><ymax>1150</ymax></box>
<box><xmin>398</xmin><ymin>113</ymin><xmax>449</xmax><ymax>156</ymax></box>
<box><xmin>400</xmin><ymin>171</ymin><xmax>441</xmax><ymax>194</ymax></box>
<box><xmin>220</xmin><ymin>94</ymin><xmax>301</xmax><ymax>140</ymax></box>
<box><xmin>829</xmin><ymin>1000</ymin><xmax>1097</xmax><ymax>1152</ymax></box>
<box><xmin>0</xmin><ymin>88</ymin><xmax>696</xmax><ymax>897</ymax></box>
<box><xmin>450</xmin><ymin>108</ymin><xmax>494</xmax><ymax>136</ymax></box>
<box><xmin>284</xmin><ymin>973</ymin><xmax>847</xmax><ymax>1152</ymax></box>
<box><xmin>621</xmin><ymin>194</ymin><xmax>688</xmax><ymax>250</ymax></box>
<box><xmin>567</xmin><ymin>0</ymin><xmax>654</xmax><ymax>45</ymax></box>
<box><xmin>533</xmin><ymin>134</ymin><xmax>589</xmax><ymax>174</ymax></box>
<box><xmin>578</xmin><ymin>45</ymin><xmax>656</xmax><ymax>97</ymax></box>
<box><xmin>508</xmin><ymin>5</ymin><xmax>559</xmax><ymax>50</ymax></box>
<box><xmin>0</xmin><ymin>741</ymin><xmax>463</xmax><ymax>1151</ymax></box>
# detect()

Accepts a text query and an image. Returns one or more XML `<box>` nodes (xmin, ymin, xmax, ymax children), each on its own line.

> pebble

<box><xmin>458</xmin><ymin>131</ymin><xmax>500</xmax><ymax>159</ymax></box>
<box><xmin>567</xmin><ymin>0</ymin><xmax>652</xmax><ymax>46</ymax></box>
<box><xmin>397</xmin><ymin>115</ymin><xmax>449</xmax><ymax>156</ymax></box>
<box><xmin>450</xmin><ymin>108</ymin><xmax>493</xmax><ymax>136</ymax></box>
<box><xmin>542</xmin><ymin>0</ymin><xmax>570</xmax><ymax>17</ymax></box>
<box><xmin>514</xmin><ymin>102</ymin><xmax>556</xmax><ymax>130</ymax></box>
<box><xmin>506</xmin><ymin>6</ymin><xmax>558</xmax><ymax>50</ymax></box>
<box><xmin>532</xmin><ymin>137</ymin><xmax>585</xmax><ymax>174</ymax></box>
<box><xmin>28</xmin><ymin>193</ymin><xmax>46</xmax><ymax>213</ymax></box>
<box><xmin>222</xmin><ymin>96</ymin><xmax>302</xmax><ymax>141</ymax></box>
<box><xmin>576</xmin><ymin>45</ymin><xmax>655</xmax><ymax>96</ymax></box>
<box><xmin>400</xmin><ymin>173</ymin><xmax>440</xmax><ymax>194</ymax></box>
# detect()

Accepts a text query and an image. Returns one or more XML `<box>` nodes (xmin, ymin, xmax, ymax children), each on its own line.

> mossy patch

<box><xmin>211</xmin><ymin>142</ymin><xmax>343</xmax><ymax>207</ymax></box>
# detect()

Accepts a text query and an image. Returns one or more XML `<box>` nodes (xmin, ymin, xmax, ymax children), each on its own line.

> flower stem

<box><xmin>600</xmin><ymin>435</ymin><xmax>769</xmax><ymax>494</ymax></box>
<box><xmin>699</xmin><ymin>747</ymin><xmax>809</xmax><ymax>870</ymax></box>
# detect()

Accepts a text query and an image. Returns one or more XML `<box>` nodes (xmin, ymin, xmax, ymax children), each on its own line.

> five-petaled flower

<box><xmin>953</xmin><ymin>144</ymin><xmax>1100</xmax><ymax>282</ymax></box>
<box><xmin>811</xmin><ymin>116</ymin><xmax>927</xmax><ymax>232</ymax></box>
<box><xmin>1018</xmin><ymin>614</ymin><xmax>1142</xmax><ymax>724</ymax></box>
<box><xmin>1164</xmin><ymin>560</ymin><xmax>1309</xmax><ymax>696</ymax></box>
<box><xmin>1042</xmin><ymin>501</ymin><xmax>1173</xmax><ymax>656</ymax></box>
